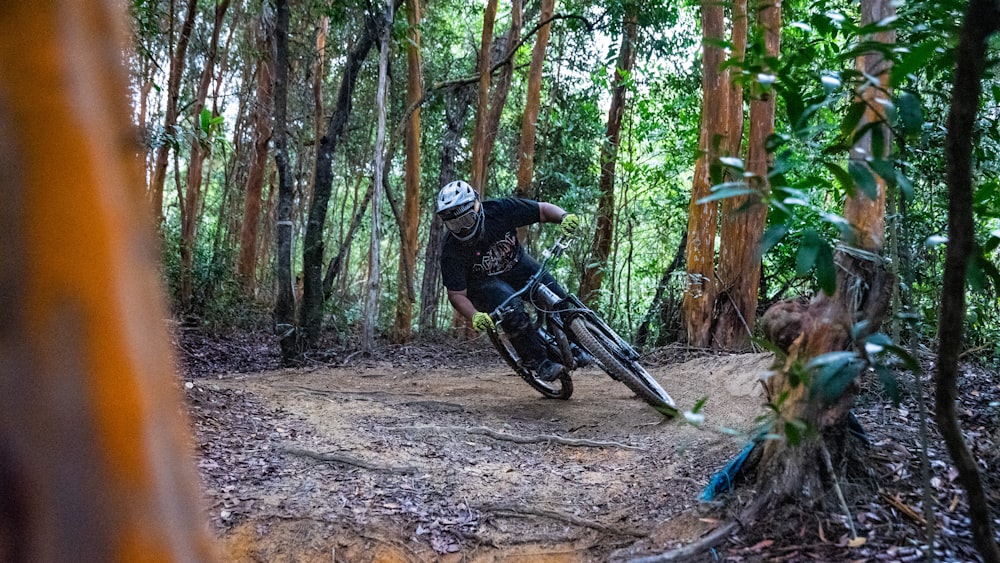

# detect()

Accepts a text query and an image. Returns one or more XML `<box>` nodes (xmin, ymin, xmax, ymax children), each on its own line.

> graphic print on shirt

<box><xmin>473</xmin><ymin>231</ymin><xmax>520</xmax><ymax>276</ymax></box>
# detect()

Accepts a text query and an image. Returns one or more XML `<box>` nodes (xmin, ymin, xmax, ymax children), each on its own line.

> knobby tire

<box><xmin>488</xmin><ymin>329</ymin><xmax>573</xmax><ymax>400</ymax></box>
<box><xmin>568</xmin><ymin>317</ymin><xmax>677</xmax><ymax>416</ymax></box>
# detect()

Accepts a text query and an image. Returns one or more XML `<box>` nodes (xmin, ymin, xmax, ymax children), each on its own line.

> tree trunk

<box><xmin>514</xmin><ymin>0</ymin><xmax>555</xmax><ymax>198</ymax></box>
<box><xmin>299</xmin><ymin>9</ymin><xmax>386</xmax><ymax>350</ymax></box>
<box><xmin>936</xmin><ymin>1</ymin><xmax>1000</xmax><ymax>559</ymax></box>
<box><xmin>148</xmin><ymin>0</ymin><xmax>198</xmax><ymax>226</ymax></box>
<box><xmin>713</xmin><ymin>0</ymin><xmax>778</xmax><ymax>351</ymax></box>
<box><xmin>469</xmin><ymin>0</ymin><xmax>498</xmax><ymax>194</ymax></box>
<box><xmin>178</xmin><ymin>0</ymin><xmax>231</xmax><ymax>312</ymax></box>
<box><xmin>273</xmin><ymin>0</ymin><xmax>298</xmax><ymax>362</ymax></box>
<box><xmin>322</xmin><ymin>182</ymin><xmax>374</xmax><ymax>300</ymax></box>
<box><xmin>0</xmin><ymin>2</ymin><xmax>216</xmax><ymax>559</ymax></box>
<box><xmin>362</xmin><ymin>6</ymin><xmax>393</xmax><ymax>353</ymax></box>
<box><xmin>419</xmin><ymin>84</ymin><xmax>476</xmax><ymax>333</ymax></box>
<box><xmin>755</xmin><ymin>0</ymin><xmax>895</xmax><ymax>510</ymax></box>
<box><xmin>478</xmin><ymin>0</ymin><xmax>523</xmax><ymax>196</ymax></box>
<box><xmin>392</xmin><ymin>0</ymin><xmax>424</xmax><ymax>343</ymax></box>
<box><xmin>237</xmin><ymin>19</ymin><xmax>275</xmax><ymax>295</ymax></box>
<box><xmin>637</xmin><ymin>231</ymin><xmax>688</xmax><ymax>348</ymax></box>
<box><xmin>682</xmin><ymin>0</ymin><xmax>729</xmax><ymax>347</ymax></box>
<box><xmin>578</xmin><ymin>3</ymin><xmax>638</xmax><ymax>306</ymax></box>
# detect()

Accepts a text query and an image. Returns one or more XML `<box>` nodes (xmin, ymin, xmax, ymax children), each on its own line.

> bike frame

<box><xmin>489</xmin><ymin>237</ymin><xmax>634</xmax><ymax>372</ymax></box>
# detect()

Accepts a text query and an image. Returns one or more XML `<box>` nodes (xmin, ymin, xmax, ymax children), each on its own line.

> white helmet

<box><xmin>436</xmin><ymin>180</ymin><xmax>483</xmax><ymax>241</ymax></box>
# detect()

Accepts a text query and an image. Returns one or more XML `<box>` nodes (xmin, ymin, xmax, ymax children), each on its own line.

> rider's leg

<box><xmin>506</xmin><ymin>254</ymin><xmax>568</xmax><ymax>299</ymax></box>
<box><xmin>467</xmin><ymin>277</ymin><xmax>549</xmax><ymax>370</ymax></box>
<box><xmin>504</xmin><ymin>256</ymin><xmax>590</xmax><ymax>370</ymax></box>
<box><xmin>494</xmin><ymin>259</ymin><xmax>568</xmax><ymax>381</ymax></box>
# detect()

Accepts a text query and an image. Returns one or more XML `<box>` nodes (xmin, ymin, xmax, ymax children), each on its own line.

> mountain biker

<box><xmin>436</xmin><ymin>180</ymin><xmax>581</xmax><ymax>383</ymax></box>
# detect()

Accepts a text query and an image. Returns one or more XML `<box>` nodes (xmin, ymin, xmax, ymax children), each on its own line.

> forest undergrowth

<box><xmin>176</xmin><ymin>324</ymin><xmax>1000</xmax><ymax>561</ymax></box>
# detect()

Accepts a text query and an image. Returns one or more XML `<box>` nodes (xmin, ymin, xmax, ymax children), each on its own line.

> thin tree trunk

<box><xmin>469</xmin><ymin>0</ymin><xmax>498</xmax><ymax>194</ymax></box>
<box><xmin>178</xmin><ymin>0</ymin><xmax>231</xmax><ymax>311</ymax></box>
<box><xmin>273</xmin><ymin>0</ymin><xmax>297</xmax><ymax>362</ymax></box>
<box><xmin>392</xmin><ymin>0</ymin><xmax>424</xmax><ymax>343</ymax></box>
<box><xmin>937</xmin><ymin>1</ymin><xmax>1000</xmax><ymax>559</ymax></box>
<box><xmin>479</xmin><ymin>0</ymin><xmax>523</xmax><ymax>195</ymax></box>
<box><xmin>578</xmin><ymin>3</ymin><xmax>638</xmax><ymax>306</ymax></box>
<box><xmin>237</xmin><ymin>19</ymin><xmax>275</xmax><ymax>294</ymax></box>
<box><xmin>300</xmin><ymin>9</ymin><xmax>387</xmax><ymax>350</ymax></box>
<box><xmin>713</xmin><ymin>0</ymin><xmax>777</xmax><ymax>351</ymax></box>
<box><xmin>755</xmin><ymin>0</ymin><xmax>895</xmax><ymax>508</ymax></box>
<box><xmin>683</xmin><ymin>0</ymin><xmax>729</xmax><ymax>347</ymax></box>
<box><xmin>0</xmin><ymin>2</ymin><xmax>216</xmax><ymax>558</ymax></box>
<box><xmin>363</xmin><ymin>5</ymin><xmax>393</xmax><ymax>353</ymax></box>
<box><xmin>514</xmin><ymin>0</ymin><xmax>555</xmax><ymax>198</ymax></box>
<box><xmin>148</xmin><ymin>0</ymin><xmax>198</xmax><ymax>226</ymax></box>
<box><xmin>637</xmin><ymin>231</ymin><xmax>688</xmax><ymax>348</ymax></box>
<box><xmin>419</xmin><ymin>84</ymin><xmax>475</xmax><ymax>333</ymax></box>
<box><xmin>322</xmin><ymin>182</ymin><xmax>374</xmax><ymax>300</ymax></box>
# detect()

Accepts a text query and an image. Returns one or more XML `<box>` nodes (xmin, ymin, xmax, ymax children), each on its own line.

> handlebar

<box><xmin>489</xmin><ymin>236</ymin><xmax>572</xmax><ymax>323</ymax></box>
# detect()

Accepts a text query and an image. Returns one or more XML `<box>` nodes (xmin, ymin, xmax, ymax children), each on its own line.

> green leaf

<box><xmin>200</xmin><ymin>107</ymin><xmax>213</xmax><ymax>133</ymax></box>
<box><xmin>824</xmin><ymin>161</ymin><xmax>855</xmax><ymax>196</ymax></box>
<box><xmin>719</xmin><ymin>156</ymin><xmax>744</xmax><ymax>171</ymax></box>
<box><xmin>897</xmin><ymin>91</ymin><xmax>924</xmax><ymax>136</ymax></box>
<box><xmin>809</xmin><ymin>352</ymin><xmax>864</xmax><ymax>403</ymax></box>
<box><xmin>840</xmin><ymin>101</ymin><xmax>867</xmax><ymax>141</ymax></box>
<box><xmin>896</xmin><ymin>170</ymin><xmax>915</xmax><ymax>200</ymax></box>
<box><xmin>785</xmin><ymin>420</ymin><xmax>804</xmax><ymax>446</ymax></box>
<box><xmin>848</xmin><ymin>160</ymin><xmax>879</xmax><ymax>199</ymax></box>
<box><xmin>869</xmin><ymin>158</ymin><xmax>896</xmax><ymax>189</ymax></box>
<box><xmin>796</xmin><ymin>229</ymin><xmax>822</xmax><ymax>276</ymax></box>
<box><xmin>692</xmin><ymin>396</ymin><xmax>708</xmax><ymax>414</ymax></box>
<box><xmin>759</xmin><ymin>224</ymin><xmax>788</xmax><ymax>256</ymax></box>
<box><xmin>874</xmin><ymin>365</ymin><xmax>901</xmax><ymax>406</ymax></box>
<box><xmin>697</xmin><ymin>184</ymin><xmax>757</xmax><ymax>204</ymax></box>
<box><xmin>815</xmin><ymin>238</ymin><xmax>837</xmax><ymax>295</ymax></box>
<box><xmin>890</xmin><ymin>41</ymin><xmax>940</xmax><ymax>88</ymax></box>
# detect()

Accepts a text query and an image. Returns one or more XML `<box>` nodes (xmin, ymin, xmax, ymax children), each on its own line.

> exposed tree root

<box><xmin>278</xmin><ymin>447</ymin><xmax>419</xmax><ymax>474</ymax></box>
<box><xmin>395</xmin><ymin>425</ymin><xmax>646</xmax><ymax>450</ymax></box>
<box><xmin>479</xmin><ymin>503</ymin><xmax>648</xmax><ymax>537</ymax></box>
<box><xmin>625</xmin><ymin>493</ymin><xmax>770</xmax><ymax>562</ymax></box>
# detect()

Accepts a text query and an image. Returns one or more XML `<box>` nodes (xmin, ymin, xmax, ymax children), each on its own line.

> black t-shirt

<box><xmin>440</xmin><ymin>198</ymin><xmax>541</xmax><ymax>292</ymax></box>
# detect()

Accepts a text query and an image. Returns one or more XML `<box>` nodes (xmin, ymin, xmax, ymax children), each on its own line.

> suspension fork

<box><xmin>531</xmin><ymin>283</ymin><xmax>576</xmax><ymax>367</ymax></box>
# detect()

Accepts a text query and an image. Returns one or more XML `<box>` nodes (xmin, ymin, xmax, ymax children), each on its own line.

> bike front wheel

<box><xmin>568</xmin><ymin>317</ymin><xmax>677</xmax><ymax>416</ymax></box>
<box><xmin>487</xmin><ymin>329</ymin><xmax>573</xmax><ymax>400</ymax></box>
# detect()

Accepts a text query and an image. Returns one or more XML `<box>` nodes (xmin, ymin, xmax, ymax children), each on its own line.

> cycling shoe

<box><xmin>536</xmin><ymin>359</ymin><xmax>567</xmax><ymax>382</ymax></box>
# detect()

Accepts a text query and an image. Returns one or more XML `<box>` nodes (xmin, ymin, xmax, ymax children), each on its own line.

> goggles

<box><xmin>443</xmin><ymin>208</ymin><xmax>478</xmax><ymax>233</ymax></box>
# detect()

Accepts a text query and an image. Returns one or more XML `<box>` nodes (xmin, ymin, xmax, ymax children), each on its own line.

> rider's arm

<box><xmin>447</xmin><ymin>289</ymin><xmax>478</xmax><ymax>321</ymax></box>
<box><xmin>538</xmin><ymin>202</ymin><xmax>569</xmax><ymax>224</ymax></box>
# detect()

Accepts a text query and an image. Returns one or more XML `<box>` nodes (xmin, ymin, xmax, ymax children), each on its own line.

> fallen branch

<box><xmin>279</xmin><ymin>447</ymin><xmax>419</xmax><ymax>474</ymax></box>
<box><xmin>480</xmin><ymin>503</ymin><xmax>648</xmax><ymax>537</ymax></box>
<box><xmin>880</xmin><ymin>491</ymin><xmax>928</xmax><ymax>526</ymax></box>
<box><xmin>626</xmin><ymin>493</ymin><xmax>770</xmax><ymax>562</ymax></box>
<box><xmin>393</xmin><ymin>425</ymin><xmax>645</xmax><ymax>450</ymax></box>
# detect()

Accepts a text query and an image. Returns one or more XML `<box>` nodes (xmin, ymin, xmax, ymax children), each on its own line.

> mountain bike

<box><xmin>486</xmin><ymin>237</ymin><xmax>679</xmax><ymax>417</ymax></box>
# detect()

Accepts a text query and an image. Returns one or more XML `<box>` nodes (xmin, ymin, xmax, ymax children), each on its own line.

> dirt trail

<box><xmin>187</xmin><ymin>350</ymin><xmax>774</xmax><ymax>562</ymax></box>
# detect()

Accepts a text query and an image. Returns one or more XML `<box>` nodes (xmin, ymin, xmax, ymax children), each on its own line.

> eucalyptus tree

<box><xmin>298</xmin><ymin>2</ymin><xmax>395</xmax><ymax>352</ymax></box>
<box><xmin>237</xmin><ymin>13</ymin><xmax>275</xmax><ymax>294</ymax></box>
<box><xmin>147</xmin><ymin>0</ymin><xmax>198</xmax><ymax>227</ymax></box>
<box><xmin>391</xmin><ymin>0</ymin><xmax>425</xmax><ymax>343</ymax></box>
<box><xmin>682</xmin><ymin>0</ymin><xmax>730</xmax><ymax>347</ymax></box>
<box><xmin>178</xmin><ymin>0</ymin><xmax>232</xmax><ymax>311</ymax></box>
<box><xmin>514</xmin><ymin>0</ymin><xmax>557</xmax><ymax>198</ymax></box>
<box><xmin>273</xmin><ymin>0</ymin><xmax>297</xmax><ymax>360</ymax></box>
<box><xmin>578</xmin><ymin>1</ymin><xmax>639</xmax><ymax>305</ymax></box>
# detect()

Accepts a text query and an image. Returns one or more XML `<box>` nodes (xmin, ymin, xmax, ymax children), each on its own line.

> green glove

<box><xmin>472</xmin><ymin>311</ymin><xmax>495</xmax><ymax>332</ymax></box>
<box><xmin>560</xmin><ymin>213</ymin><xmax>581</xmax><ymax>238</ymax></box>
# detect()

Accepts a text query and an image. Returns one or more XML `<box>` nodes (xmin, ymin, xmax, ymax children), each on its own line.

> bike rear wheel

<box><xmin>568</xmin><ymin>317</ymin><xmax>677</xmax><ymax>416</ymax></box>
<box><xmin>488</xmin><ymin>329</ymin><xmax>573</xmax><ymax>400</ymax></box>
